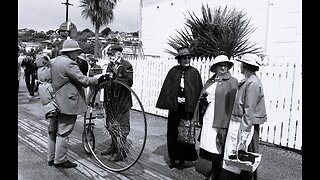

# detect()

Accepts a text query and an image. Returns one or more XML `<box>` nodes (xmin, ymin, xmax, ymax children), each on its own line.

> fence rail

<box><xmin>124</xmin><ymin>56</ymin><xmax>302</xmax><ymax>151</ymax></box>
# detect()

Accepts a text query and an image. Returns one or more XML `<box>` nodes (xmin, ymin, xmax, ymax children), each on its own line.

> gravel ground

<box><xmin>257</xmin><ymin>143</ymin><xmax>302</xmax><ymax>180</ymax></box>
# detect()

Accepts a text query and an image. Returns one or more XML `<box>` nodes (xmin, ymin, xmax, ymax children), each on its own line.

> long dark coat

<box><xmin>156</xmin><ymin>65</ymin><xmax>203</xmax><ymax>162</ymax></box>
<box><xmin>156</xmin><ymin>65</ymin><xmax>203</xmax><ymax>112</ymax></box>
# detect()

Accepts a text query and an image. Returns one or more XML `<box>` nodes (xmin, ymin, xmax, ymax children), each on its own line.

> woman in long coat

<box><xmin>156</xmin><ymin>46</ymin><xmax>203</xmax><ymax>170</ymax></box>
<box><xmin>193</xmin><ymin>55</ymin><xmax>238</xmax><ymax>179</ymax></box>
<box><xmin>220</xmin><ymin>53</ymin><xmax>267</xmax><ymax>180</ymax></box>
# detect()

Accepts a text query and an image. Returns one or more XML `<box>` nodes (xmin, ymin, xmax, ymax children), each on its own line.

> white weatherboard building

<box><xmin>135</xmin><ymin>0</ymin><xmax>302</xmax><ymax>150</ymax></box>
<box><xmin>139</xmin><ymin>0</ymin><xmax>302</xmax><ymax>63</ymax></box>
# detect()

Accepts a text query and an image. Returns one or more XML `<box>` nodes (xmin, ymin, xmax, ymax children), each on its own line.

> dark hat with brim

<box><xmin>175</xmin><ymin>46</ymin><xmax>193</xmax><ymax>59</ymax></box>
<box><xmin>107</xmin><ymin>44</ymin><xmax>123</xmax><ymax>54</ymax></box>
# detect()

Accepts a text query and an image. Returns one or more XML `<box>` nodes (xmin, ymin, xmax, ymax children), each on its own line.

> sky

<box><xmin>18</xmin><ymin>0</ymin><xmax>140</xmax><ymax>33</ymax></box>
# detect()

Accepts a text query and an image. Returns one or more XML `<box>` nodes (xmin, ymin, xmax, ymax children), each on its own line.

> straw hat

<box><xmin>235</xmin><ymin>54</ymin><xmax>263</xmax><ymax>67</ymax></box>
<box><xmin>35</xmin><ymin>53</ymin><xmax>50</xmax><ymax>68</ymax></box>
<box><xmin>210</xmin><ymin>55</ymin><xmax>234</xmax><ymax>72</ymax></box>
<box><xmin>175</xmin><ymin>46</ymin><xmax>193</xmax><ymax>59</ymax></box>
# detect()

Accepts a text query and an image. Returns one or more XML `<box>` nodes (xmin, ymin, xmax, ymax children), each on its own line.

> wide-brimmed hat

<box><xmin>35</xmin><ymin>53</ymin><xmax>50</xmax><ymax>68</ymax></box>
<box><xmin>107</xmin><ymin>45</ymin><xmax>123</xmax><ymax>54</ymax></box>
<box><xmin>210</xmin><ymin>55</ymin><xmax>234</xmax><ymax>72</ymax></box>
<box><xmin>235</xmin><ymin>53</ymin><xmax>263</xmax><ymax>67</ymax></box>
<box><xmin>60</xmin><ymin>39</ymin><xmax>82</xmax><ymax>52</ymax></box>
<box><xmin>175</xmin><ymin>46</ymin><xmax>193</xmax><ymax>59</ymax></box>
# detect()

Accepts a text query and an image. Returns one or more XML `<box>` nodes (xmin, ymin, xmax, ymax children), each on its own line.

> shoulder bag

<box><xmin>177</xmin><ymin>116</ymin><xmax>196</xmax><ymax>145</ymax></box>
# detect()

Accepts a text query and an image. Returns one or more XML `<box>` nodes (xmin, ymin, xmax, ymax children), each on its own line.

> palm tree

<box><xmin>79</xmin><ymin>0</ymin><xmax>119</xmax><ymax>58</ymax></box>
<box><xmin>166</xmin><ymin>4</ymin><xmax>262</xmax><ymax>59</ymax></box>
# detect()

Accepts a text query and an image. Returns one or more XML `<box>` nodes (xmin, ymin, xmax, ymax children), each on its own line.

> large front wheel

<box><xmin>84</xmin><ymin>79</ymin><xmax>147</xmax><ymax>172</ymax></box>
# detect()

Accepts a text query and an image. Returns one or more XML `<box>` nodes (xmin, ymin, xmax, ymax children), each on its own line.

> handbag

<box><xmin>43</xmin><ymin>82</ymin><xmax>70</xmax><ymax>119</ymax></box>
<box><xmin>224</xmin><ymin>142</ymin><xmax>262</xmax><ymax>172</ymax></box>
<box><xmin>198</xmin><ymin>94</ymin><xmax>210</xmax><ymax>125</ymax></box>
<box><xmin>177</xmin><ymin>118</ymin><xmax>196</xmax><ymax>145</ymax></box>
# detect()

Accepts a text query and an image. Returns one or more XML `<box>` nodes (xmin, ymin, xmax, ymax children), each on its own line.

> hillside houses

<box><xmin>86</xmin><ymin>32</ymin><xmax>139</xmax><ymax>46</ymax></box>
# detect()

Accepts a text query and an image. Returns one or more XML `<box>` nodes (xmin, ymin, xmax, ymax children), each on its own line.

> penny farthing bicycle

<box><xmin>82</xmin><ymin>62</ymin><xmax>147</xmax><ymax>172</ymax></box>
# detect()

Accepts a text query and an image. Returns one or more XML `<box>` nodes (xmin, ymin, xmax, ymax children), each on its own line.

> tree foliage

<box><xmin>101</xmin><ymin>27</ymin><xmax>112</xmax><ymax>36</ymax></box>
<box><xmin>166</xmin><ymin>4</ymin><xmax>262</xmax><ymax>59</ymax></box>
<box><xmin>79</xmin><ymin>0</ymin><xmax>119</xmax><ymax>58</ymax></box>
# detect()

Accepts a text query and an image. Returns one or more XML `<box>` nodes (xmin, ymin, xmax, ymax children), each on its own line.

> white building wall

<box><xmin>140</xmin><ymin>0</ymin><xmax>302</xmax><ymax>63</ymax></box>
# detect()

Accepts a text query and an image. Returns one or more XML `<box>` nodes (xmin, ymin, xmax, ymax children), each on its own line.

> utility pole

<box><xmin>62</xmin><ymin>0</ymin><xmax>73</xmax><ymax>39</ymax></box>
<box><xmin>62</xmin><ymin>0</ymin><xmax>73</xmax><ymax>22</ymax></box>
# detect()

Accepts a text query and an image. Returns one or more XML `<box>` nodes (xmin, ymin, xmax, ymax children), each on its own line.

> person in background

<box><xmin>48</xmin><ymin>39</ymin><xmax>104</xmax><ymax>168</ymax></box>
<box><xmin>21</xmin><ymin>54</ymin><xmax>38</xmax><ymax>98</ymax></box>
<box><xmin>18</xmin><ymin>54</ymin><xmax>23</xmax><ymax>93</ymax></box>
<box><xmin>88</xmin><ymin>55</ymin><xmax>102</xmax><ymax>77</ymax></box>
<box><xmin>51</xmin><ymin>44</ymin><xmax>60</xmax><ymax>58</ymax></box>
<box><xmin>76</xmin><ymin>53</ymin><xmax>89</xmax><ymax>76</ymax></box>
<box><xmin>35</xmin><ymin>53</ymin><xmax>55</xmax><ymax>118</ymax></box>
<box><xmin>85</xmin><ymin>54</ymin><xmax>103</xmax><ymax>104</ymax></box>
<box><xmin>99</xmin><ymin>44</ymin><xmax>134</xmax><ymax>162</ymax></box>
<box><xmin>220</xmin><ymin>53</ymin><xmax>267</xmax><ymax>180</ymax></box>
<box><xmin>193</xmin><ymin>55</ymin><xmax>238</xmax><ymax>180</ymax></box>
<box><xmin>156</xmin><ymin>46</ymin><xmax>203</xmax><ymax>170</ymax></box>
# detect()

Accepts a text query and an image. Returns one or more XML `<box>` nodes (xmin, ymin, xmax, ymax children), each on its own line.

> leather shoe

<box><xmin>55</xmin><ymin>160</ymin><xmax>77</xmax><ymax>168</ymax></box>
<box><xmin>101</xmin><ymin>145</ymin><xmax>117</xmax><ymax>156</ymax></box>
<box><xmin>169</xmin><ymin>160</ymin><xmax>176</xmax><ymax>169</ymax></box>
<box><xmin>110</xmin><ymin>150</ymin><xmax>127</xmax><ymax>161</ymax></box>
<box><xmin>176</xmin><ymin>160</ymin><xmax>185</xmax><ymax>170</ymax></box>
<box><xmin>48</xmin><ymin>160</ymin><xmax>55</xmax><ymax>166</ymax></box>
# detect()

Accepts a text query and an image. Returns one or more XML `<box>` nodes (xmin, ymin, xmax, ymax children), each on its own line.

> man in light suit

<box><xmin>49</xmin><ymin>39</ymin><xmax>101</xmax><ymax>168</ymax></box>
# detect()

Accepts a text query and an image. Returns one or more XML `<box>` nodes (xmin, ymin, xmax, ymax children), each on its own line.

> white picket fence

<box><xmin>124</xmin><ymin>55</ymin><xmax>302</xmax><ymax>151</ymax></box>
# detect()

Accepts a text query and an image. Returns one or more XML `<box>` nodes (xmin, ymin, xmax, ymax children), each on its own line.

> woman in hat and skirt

<box><xmin>156</xmin><ymin>46</ymin><xmax>203</xmax><ymax>170</ymax></box>
<box><xmin>220</xmin><ymin>53</ymin><xmax>267</xmax><ymax>180</ymax></box>
<box><xmin>193</xmin><ymin>55</ymin><xmax>238</xmax><ymax>180</ymax></box>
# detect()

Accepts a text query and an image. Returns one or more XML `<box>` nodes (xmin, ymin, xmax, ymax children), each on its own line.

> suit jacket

<box><xmin>105</xmin><ymin>58</ymin><xmax>133</xmax><ymax>112</ymax></box>
<box><xmin>51</xmin><ymin>55</ymin><xmax>98</xmax><ymax>115</ymax></box>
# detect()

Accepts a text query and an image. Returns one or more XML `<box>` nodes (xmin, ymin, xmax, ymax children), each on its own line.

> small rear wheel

<box><xmin>82</xmin><ymin>127</ymin><xmax>95</xmax><ymax>154</ymax></box>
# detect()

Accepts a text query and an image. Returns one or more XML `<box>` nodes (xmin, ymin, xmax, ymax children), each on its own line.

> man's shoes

<box><xmin>48</xmin><ymin>160</ymin><xmax>55</xmax><ymax>166</ymax></box>
<box><xmin>101</xmin><ymin>145</ymin><xmax>117</xmax><ymax>156</ymax></box>
<box><xmin>55</xmin><ymin>160</ymin><xmax>77</xmax><ymax>168</ymax></box>
<box><xmin>169</xmin><ymin>160</ymin><xmax>176</xmax><ymax>169</ymax></box>
<box><xmin>110</xmin><ymin>150</ymin><xmax>127</xmax><ymax>161</ymax></box>
<box><xmin>176</xmin><ymin>160</ymin><xmax>185</xmax><ymax>170</ymax></box>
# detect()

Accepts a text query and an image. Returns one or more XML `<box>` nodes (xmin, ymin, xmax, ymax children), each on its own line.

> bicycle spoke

<box><xmin>82</xmin><ymin>79</ymin><xmax>147</xmax><ymax>172</ymax></box>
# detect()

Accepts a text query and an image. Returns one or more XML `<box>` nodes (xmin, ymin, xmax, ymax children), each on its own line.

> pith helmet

<box><xmin>60</xmin><ymin>39</ymin><xmax>82</xmax><ymax>52</ymax></box>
